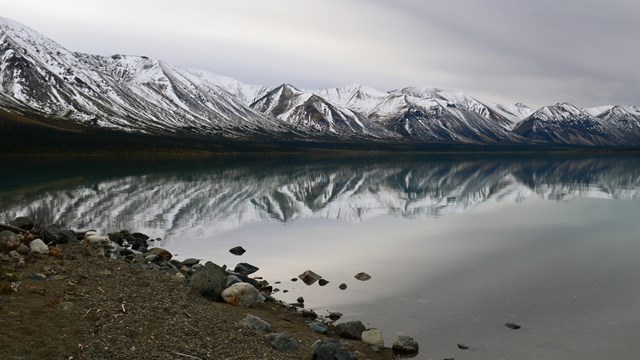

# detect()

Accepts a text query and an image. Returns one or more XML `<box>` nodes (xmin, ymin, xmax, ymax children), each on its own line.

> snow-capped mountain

<box><xmin>1</xmin><ymin>16</ymin><xmax>639</xmax><ymax>149</ymax></box>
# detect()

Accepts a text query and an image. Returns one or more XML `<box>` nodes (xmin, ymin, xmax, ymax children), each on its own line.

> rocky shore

<box><xmin>0</xmin><ymin>217</ymin><xmax>419</xmax><ymax>359</ymax></box>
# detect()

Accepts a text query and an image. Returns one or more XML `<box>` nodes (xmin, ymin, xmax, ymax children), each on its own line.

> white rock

<box><xmin>361</xmin><ymin>329</ymin><xmax>384</xmax><ymax>347</ymax></box>
<box><xmin>221</xmin><ymin>282</ymin><xmax>259</xmax><ymax>307</ymax></box>
<box><xmin>29</xmin><ymin>239</ymin><xmax>49</xmax><ymax>254</ymax></box>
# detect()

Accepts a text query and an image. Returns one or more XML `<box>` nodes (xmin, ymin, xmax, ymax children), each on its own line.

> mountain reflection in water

<box><xmin>1</xmin><ymin>156</ymin><xmax>639</xmax><ymax>239</ymax></box>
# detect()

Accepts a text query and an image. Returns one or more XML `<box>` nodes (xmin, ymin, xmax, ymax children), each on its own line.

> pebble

<box><xmin>318</xmin><ymin>278</ymin><xmax>329</xmax><ymax>286</ymax></box>
<box><xmin>296</xmin><ymin>296</ymin><xmax>304</xmax><ymax>304</ymax></box>
<box><xmin>339</xmin><ymin>283</ymin><xmax>347</xmax><ymax>290</ymax></box>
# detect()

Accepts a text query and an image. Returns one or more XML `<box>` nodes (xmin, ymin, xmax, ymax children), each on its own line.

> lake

<box><xmin>2</xmin><ymin>154</ymin><xmax>640</xmax><ymax>360</ymax></box>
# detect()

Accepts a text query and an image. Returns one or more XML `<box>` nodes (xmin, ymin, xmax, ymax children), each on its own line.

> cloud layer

<box><xmin>1</xmin><ymin>0</ymin><xmax>638</xmax><ymax>107</ymax></box>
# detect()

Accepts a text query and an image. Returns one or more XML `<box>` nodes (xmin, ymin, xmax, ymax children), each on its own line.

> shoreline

<box><xmin>0</xmin><ymin>220</ymin><xmax>416</xmax><ymax>359</ymax></box>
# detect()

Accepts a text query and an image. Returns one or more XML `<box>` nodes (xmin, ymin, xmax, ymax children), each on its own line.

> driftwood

<box><xmin>0</xmin><ymin>223</ymin><xmax>29</xmax><ymax>234</ymax></box>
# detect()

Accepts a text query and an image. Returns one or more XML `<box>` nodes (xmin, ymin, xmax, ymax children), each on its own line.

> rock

<box><xmin>137</xmin><ymin>246</ymin><xmax>148</xmax><ymax>253</ymax></box>
<box><xmin>8</xmin><ymin>216</ymin><xmax>34</xmax><ymax>231</ymax></box>
<box><xmin>221</xmin><ymin>282</ymin><xmax>259</xmax><ymax>307</ymax></box>
<box><xmin>361</xmin><ymin>329</ymin><xmax>384</xmax><ymax>347</ymax></box>
<box><xmin>267</xmin><ymin>333</ymin><xmax>299</xmax><ymax>352</ymax></box>
<box><xmin>0</xmin><ymin>230</ymin><xmax>21</xmax><ymax>252</ymax></box>
<box><xmin>298</xmin><ymin>270</ymin><xmax>322</xmax><ymax>285</ymax></box>
<box><xmin>28</xmin><ymin>273</ymin><xmax>47</xmax><ymax>281</ymax></box>
<box><xmin>189</xmin><ymin>261</ymin><xmax>228</xmax><ymax>301</ymax></box>
<box><xmin>302</xmin><ymin>309</ymin><xmax>317</xmax><ymax>319</ymax></box>
<box><xmin>354</xmin><ymin>272</ymin><xmax>371</xmax><ymax>281</ymax></box>
<box><xmin>318</xmin><ymin>278</ymin><xmax>329</xmax><ymax>286</ymax></box>
<box><xmin>229</xmin><ymin>246</ymin><xmax>246</xmax><ymax>256</ymax></box>
<box><xmin>505</xmin><ymin>322</ymin><xmax>522</xmax><ymax>330</ymax></box>
<box><xmin>226</xmin><ymin>275</ymin><xmax>242</xmax><ymax>288</ymax></box>
<box><xmin>457</xmin><ymin>343</ymin><xmax>469</xmax><ymax>350</ymax></box>
<box><xmin>147</xmin><ymin>247</ymin><xmax>172</xmax><ymax>262</ymax></box>
<box><xmin>309</xmin><ymin>322</ymin><xmax>328</xmax><ymax>334</ymax></box>
<box><xmin>42</xmin><ymin>225</ymin><xmax>76</xmax><ymax>245</ymax></box>
<box><xmin>291</xmin><ymin>277</ymin><xmax>298</xmax><ymax>282</ymax></box>
<box><xmin>182</xmin><ymin>258</ymin><xmax>200</xmax><ymax>266</ymax></box>
<box><xmin>29</xmin><ymin>239</ymin><xmax>49</xmax><ymax>254</ymax></box>
<box><xmin>48</xmin><ymin>247</ymin><xmax>63</xmax><ymax>258</ymax></box>
<box><xmin>8</xmin><ymin>250</ymin><xmax>21</xmax><ymax>261</ymax></box>
<box><xmin>15</xmin><ymin>244</ymin><xmax>30</xmax><ymax>255</ymax></box>
<box><xmin>339</xmin><ymin>283</ymin><xmax>347</xmax><ymax>290</ymax></box>
<box><xmin>297</xmin><ymin>296</ymin><xmax>304</xmax><ymax>304</ymax></box>
<box><xmin>335</xmin><ymin>320</ymin><xmax>366</xmax><ymax>340</ymax></box>
<box><xmin>328</xmin><ymin>312</ymin><xmax>343</xmax><ymax>321</ymax></box>
<box><xmin>239</xmin><ymin>314</ymin><xmax>271</xmax><ymax>334</ymax></box>
<box><xmin>234</xmin><ymin>262</ymin><xmax>259</xmax><ymax>275</ymax></box>
<box><xmin>393</xmin><ymin>335</ymin><xmax>419</xmax><ymax>353</ymax></box>
<box><xmin>144</xmin><ymin>254</ymin><xmax>160</xmax><ymax>262</ymax></box>
<box><xmin>256</xmin><ymin>293</ymin><xmax>266</xmax><ymax>303</ymax></box>
<box><xmin>109</xmin><ymin>230</ymin><xmax>148</xmax><ymax>250</ymax></box>
<box><xmin>312</xmin><ymin>339</ymin><xmax>357</xmax><ymax>360</ymax></box>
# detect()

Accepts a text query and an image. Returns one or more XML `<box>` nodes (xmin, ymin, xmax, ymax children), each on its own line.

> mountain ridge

<box><xmin>1</xmin><ymin>17</ymin><xmax>639</xmax><ymax>150</ymax></box>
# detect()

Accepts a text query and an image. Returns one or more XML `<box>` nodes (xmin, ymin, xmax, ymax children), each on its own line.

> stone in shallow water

<box><xmin>339</xmin><ymin>283</ymin><xmax>347</xmax><ymax>290</ymax></box>
<box><xmin>335</xmin><ymin>320</ymin><xmax>365</xmax><ymax>340</ymax></box>
<box><xmin>504</xmin><ymin>322</ymin><xmax>522</xmax><ymax>330</ymax></box>
<box><xmin>354</xmin><ymin>272</ymin><xmax>371</xmax><ymax>281</ymax></box>
<box><xmin>328</xmin><ymin>312</ymin><xmax>342</xmax><ymax>321</ymax></box>
<box><xmin>361</xmin><ymin>329</ymin><xmax>384</xmax><ymax>347</ymax></box>
<box><xmin>147</xmin><ymin>247</ymin><xmax>172</xmax><ymax>262</ymax></box>
<box><xmin>234</xmin><ymin>262</ymin><xmax>259</xmax><ymax>275</ymax></box>
<box><xmin>393</xmin><ymin>335</ymin><xmax>419</xmax><ymax>353</ymax></box>
<box><xmin>318</xmin><ymin>278</ymin><xmax>329</xmax><ymax>286</ymax></box>
<box><xmin>298</xmin><ymin>270</ymin><xmax>321</xmax><ymax>285</ymax></box>
<box><xmin>229</xmin><ymin>246</ymin><xmax>246</xmax><ymax>256</ymax></box>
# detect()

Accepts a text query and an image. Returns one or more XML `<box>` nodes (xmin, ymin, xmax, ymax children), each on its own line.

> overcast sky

<box><xmin>1</xmin><ymin>0</ymin><xmax>638</xmax><ymax>108</ymax></box>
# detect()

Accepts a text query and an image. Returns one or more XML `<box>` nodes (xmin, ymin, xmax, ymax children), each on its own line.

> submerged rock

<box><xmin>182</xmin><ymin>258</ymin><xmax>200</xmax><ymax>266</ymax></box>
<box><xmin>339</xmin><ymin>283</ymin><xmax>347</xmax><ymax>290</ymax></box>
<box><xmin>504</xmin><ymin>322</ymin><xmax>522</xmax><ymax>330</ymax></box>
<box><xmin>328</xmin><ymin>312</ymin><xmax>343</xmax><ymax>321</ymax></box>
<box><xmin>457</xmin><ymin>343</ymin><xmax>470</xmax><ymax>350</ymax></box>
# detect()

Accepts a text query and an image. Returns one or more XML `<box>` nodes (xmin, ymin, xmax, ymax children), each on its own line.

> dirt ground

<box><xmin>0</xmin><ymin>244</ymin><xmax>393</xmax><ymax>360</ymax></box>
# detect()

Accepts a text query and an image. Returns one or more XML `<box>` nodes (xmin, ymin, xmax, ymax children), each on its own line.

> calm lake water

<box><xmin>2</xmin><ymin>154</ymin><xmax>640</xmax><ymax>360</ymax></box>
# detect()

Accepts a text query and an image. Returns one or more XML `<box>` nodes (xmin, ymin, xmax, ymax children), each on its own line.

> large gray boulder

<box><xmin>221</xmin><ymin>282</ymin><xmax>259</xmax><ymax>307</ymax></box>
<box><xmin>42</xmin><ymin>225</ymin><xmax>76</xmax><ymax>244</ymax></box>
<box><xmin>28</xmin><ymin>239</ymin><xmax>49</xmax><ymax>254</ymax></box>
<box><xmin>335</xmin><ymin>320</ymin><xmax>366</xmax><ymax>340</ymax></box>
<box><xmin>361</xmin><ymin>329</ymin><xmax>384</xmax><ymax>346</ymax></box>
<box><xmin>189</xmin><ymin>261</ymin><xmax>227</xmax><ymax>301</ymax></box>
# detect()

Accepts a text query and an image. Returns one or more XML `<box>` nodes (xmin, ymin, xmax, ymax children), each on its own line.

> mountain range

<box><xmin>1</xmin><ymin>17</ymin><xmax>640</xmax><ymax>151</ymax></box>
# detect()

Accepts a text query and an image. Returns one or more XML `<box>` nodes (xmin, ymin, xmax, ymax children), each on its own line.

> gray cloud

<box><xmin>1</xmin><ymin>0</ymin><xmax>638</xmax><ymax>108</ymax></box>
